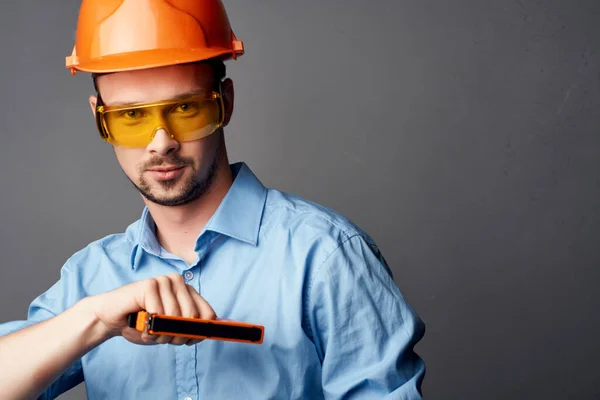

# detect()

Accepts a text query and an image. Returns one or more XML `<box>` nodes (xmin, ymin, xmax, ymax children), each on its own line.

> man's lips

<box><xmin>146</xmin><ymin>165</ymin><xmax>186</xmax><ymax>180</ymax></box>
<box><xmin>147</xmin><ymin>165</ymin><xmax>185</xmax><ymax>172</ymax></box>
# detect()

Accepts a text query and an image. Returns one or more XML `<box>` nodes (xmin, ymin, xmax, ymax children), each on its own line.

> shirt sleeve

<box><xmin>0</xmin><ymin>261</ymin><xmax>85</xmax><ymax>400</ymax></box>
<box><xmin>305</xmin><ymin>234</ymin><xmax>426</xmax><ymax>399</ymax></box>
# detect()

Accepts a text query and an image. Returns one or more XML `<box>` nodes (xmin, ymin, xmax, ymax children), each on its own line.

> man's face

<box><xmin>90</xmin><ymin>63</ymin><xmax>228</xmax><ymax>207</ymax></box>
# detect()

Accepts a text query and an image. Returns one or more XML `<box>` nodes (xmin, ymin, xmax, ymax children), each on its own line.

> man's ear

<box><xmin>89</xmin><ymin>95</ymin><xmax>98</xmax><ymax>117</ymax></box>
<box><xmin>221</xmin><ymin>78</ymin><xmax>234</xmax><ymax>127</ymax></box>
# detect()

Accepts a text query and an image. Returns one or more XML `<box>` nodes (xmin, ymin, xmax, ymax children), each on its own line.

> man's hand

<box><xmin>0</xmin><ymin>272</ymin><xmax>216</xmax><ymax>399</ymax></box>
<box><xmin>89</xmin><ymin>273</ymin><xmax>216</xmax><ymax>346</ymax></box>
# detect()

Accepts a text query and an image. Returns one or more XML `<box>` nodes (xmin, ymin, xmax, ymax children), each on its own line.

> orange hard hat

<box><xmin>66</xmin><ymin>0</ymin><xmax>244</xmax><ymax>75</ymax></box>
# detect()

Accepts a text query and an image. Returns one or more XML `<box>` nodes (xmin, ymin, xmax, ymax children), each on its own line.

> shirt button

<box><xmin>184</xmin><ymin>397</ymin><xmax>192</xmax><ymax>400</ymax></box>
<box><xmin>184</xmin><ymin>271</ymin><xmax>194</xmax><ymax>281</ymax></box>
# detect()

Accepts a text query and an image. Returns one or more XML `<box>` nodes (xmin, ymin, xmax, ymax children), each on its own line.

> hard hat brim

<box><xmin>67</xmin><ymin>47</ymin><xmax>242</xmax><ymax>74</ymax></box>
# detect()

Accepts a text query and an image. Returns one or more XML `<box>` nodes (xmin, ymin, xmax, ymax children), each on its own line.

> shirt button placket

<box><xmin>176</xmin><ymin>268</ymin><xmax>199</xmax><ymax>400</ymax></box>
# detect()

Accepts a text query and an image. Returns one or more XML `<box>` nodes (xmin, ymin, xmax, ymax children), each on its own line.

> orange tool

<box><xmin>127</xmin><ymin>311</ymin><xmax>264</xmax><ymax>345</ymax></box>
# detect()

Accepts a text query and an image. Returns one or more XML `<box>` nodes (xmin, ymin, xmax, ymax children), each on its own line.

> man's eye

<box><xmin>175</xmin><ymin>102</ymin><xmax>198</xmax><ymax>112</ymax></box>
<box><xmin>121</xmin><ymin>110</ymin><xmax>144</xmax><ymax>119</ymax></box>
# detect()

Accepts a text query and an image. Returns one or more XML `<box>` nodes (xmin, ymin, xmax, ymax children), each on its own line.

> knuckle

<box><xmin>168</xmin><ymin>272</ymin><xmax>182</xmax><ymax>279</ymax></box>
<box><xmin>145</xmin><ymin>278</ymin><xmax>159</xmax><ymax>291</ymax></box>
<box><xmin>171</xmin><ymin>273</ymin><xmax>185</xmax><ymax>285</ymax></box>
<box><xmin>156</xmin><ymin>336</ymin><xmax>171</xmax><ymax>344</ymax></box>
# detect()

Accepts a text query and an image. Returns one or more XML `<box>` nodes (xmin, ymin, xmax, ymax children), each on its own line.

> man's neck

<box><xmin>145</xmin><ymin>161</ymin><xmax>234</xmax><ymax>265</ymax></box>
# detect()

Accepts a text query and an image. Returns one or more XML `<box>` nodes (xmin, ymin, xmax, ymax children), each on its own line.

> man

<box><xmin>0</xmin><ymin>1</ymin><xmax>425</xmax><ymax>399</ymax></box>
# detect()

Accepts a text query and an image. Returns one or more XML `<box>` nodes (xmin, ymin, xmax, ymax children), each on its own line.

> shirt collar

<box><xmin>127</xmin><ymin>162</ymin><xmax>267</xmax><ymax>270</ymax></box>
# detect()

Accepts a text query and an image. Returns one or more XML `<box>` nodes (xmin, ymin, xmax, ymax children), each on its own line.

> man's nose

<box><xmin>146</xmin><ymin>128</ymin><xmax>180</xmax><ymax>155</ymax></box>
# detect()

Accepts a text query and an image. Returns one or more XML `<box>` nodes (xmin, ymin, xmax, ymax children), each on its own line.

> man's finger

<box><xmin>186</xmin><ymin>285</ymin><xmax>217</xmax><ymax>320</ymax></box>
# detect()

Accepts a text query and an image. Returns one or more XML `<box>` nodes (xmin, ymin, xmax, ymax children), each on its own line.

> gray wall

<box><xmin>1</xmin><ymin>1</ymin><xmax>598</xmax><ymax>399</ymax></box>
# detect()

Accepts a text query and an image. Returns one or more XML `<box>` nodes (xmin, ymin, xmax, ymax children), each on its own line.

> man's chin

<box><xmin>145</xmin><ymin>188</ymin><xmax>191</xmax><ymax>205</ymax></box>
<box><xmin>145</xmin><ymin>194</ymin><xmax>194</xmax><ymax>207</ymax></box>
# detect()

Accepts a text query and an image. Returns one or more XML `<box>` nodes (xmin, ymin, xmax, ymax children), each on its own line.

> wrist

<box><xmin>71</xmin><ymin>296</ymin><xmax>113</xmax><ymax>346</ymax></box>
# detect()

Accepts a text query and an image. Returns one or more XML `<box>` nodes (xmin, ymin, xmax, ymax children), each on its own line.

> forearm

<box><xmin>0</xmin><ymin>297</ymin><xmax>109</xmax><ymax>399</ymax></box>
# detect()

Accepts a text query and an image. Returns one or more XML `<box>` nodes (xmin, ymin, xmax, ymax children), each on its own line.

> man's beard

<box><xmin>131</xmin><ymin>149</ymin><xmax>220</xmax><ymax>207</ymax></box>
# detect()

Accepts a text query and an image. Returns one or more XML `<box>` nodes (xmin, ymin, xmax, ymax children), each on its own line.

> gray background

<box><xmin>0</xmin><ymin>1</ymin><xmax>598</xmax><ymax>399</ymax></box>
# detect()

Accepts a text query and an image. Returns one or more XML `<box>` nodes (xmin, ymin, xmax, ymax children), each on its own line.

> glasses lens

<box><xmin>100</xmin><ymin>95</ymin><xmax>222</xmax><ymax>148</ymax></box>
<box><xmin>167</xmin><ymin>98</ymin><xmax>221</xmax><ymax>143</ymax></box>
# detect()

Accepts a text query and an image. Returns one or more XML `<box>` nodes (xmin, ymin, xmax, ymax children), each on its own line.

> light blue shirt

<box><xmin>0</xmin><ymin>162</ymin><xmax>425</xmax><ymax>399</ymax></box>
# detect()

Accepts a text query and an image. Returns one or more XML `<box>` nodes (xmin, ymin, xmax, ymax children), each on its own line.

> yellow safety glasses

<box><xmin>95</xmin><ymin>92</ymin><xmax>224</xmax><ymax>148</ymax></box>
